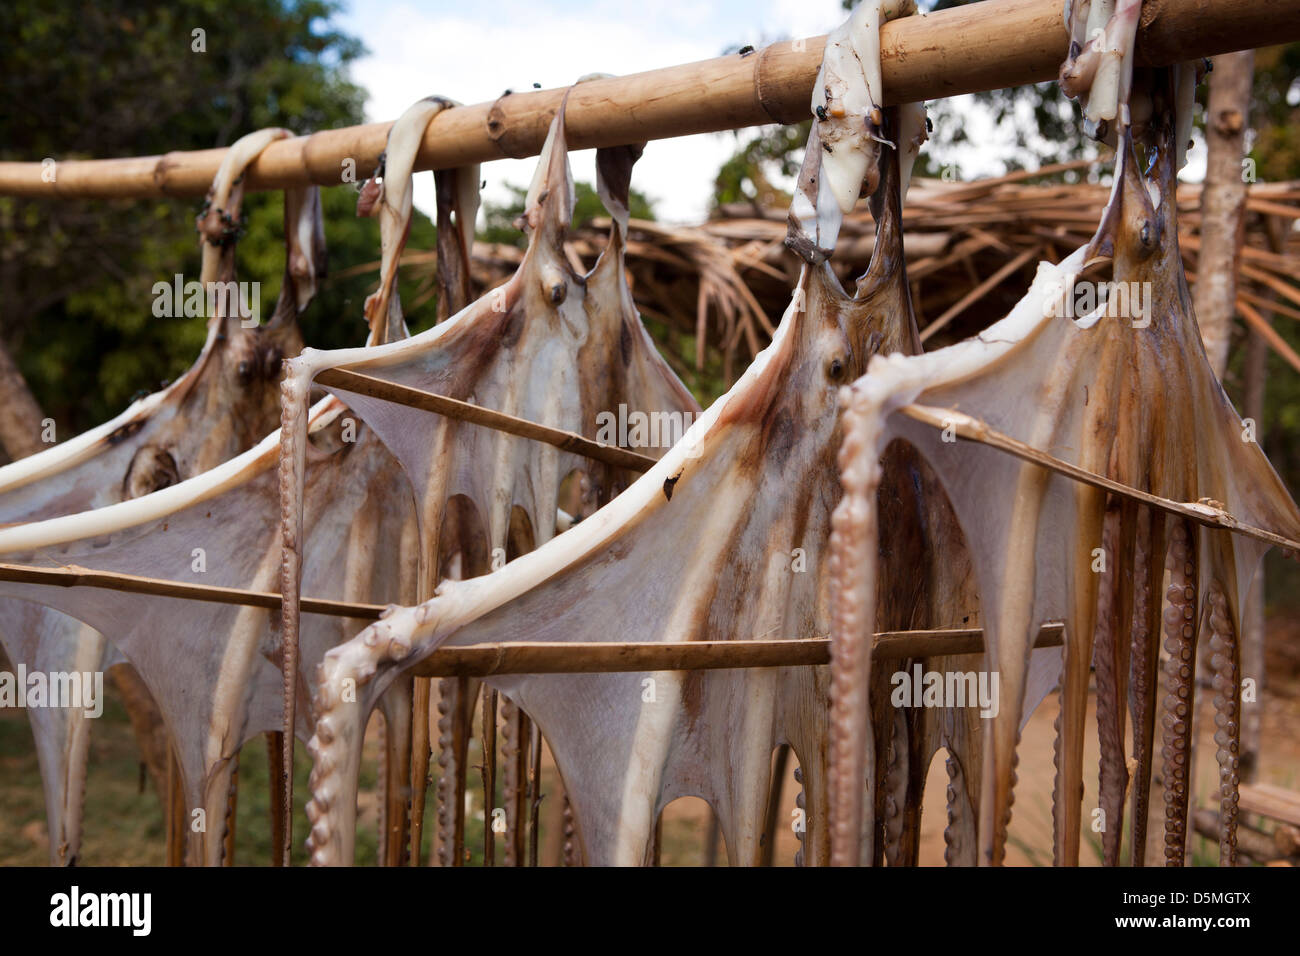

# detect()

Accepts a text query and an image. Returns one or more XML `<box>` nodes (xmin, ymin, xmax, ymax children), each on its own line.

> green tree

<box><xmin>480</xmin><ymin>181</ymin><xmax>657</xmax><ymax>248</ymax></box>
<box><xmin>0</xmin><ymin>0</ymin><xmax>439</xmax><ymax>436</ymax></box>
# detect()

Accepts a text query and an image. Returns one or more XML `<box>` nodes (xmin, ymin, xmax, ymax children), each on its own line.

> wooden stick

<box><xmin>1240</xmin><ymin>262</ymin><xmax>1300</xmax><ymax>311</ymax></box>
<box><xmin>448</xmin><ymin>676</ymin><xmax>470</xmax><ymax>867</ymax></box>
<box><xmin>316</xmin><ymin>368</ymin><xmax>658</xmax><ymax>473</ymax></box>
<box><xmin>0</xmin><ymin>558</ymin><xmax>1065</xmax><ymax>667</ymax></box>
<box><xmin>165</xmin><ymin>747</ymin><xmax>185</xmax><ymax>867</ymax></box>
<box><xmin>920</xmin><ymin>247</ymin><xmax>1039</xmax><ymax>342</ymax></box>
<box><xmin>1239</xmin><ymin>288</ymin><xmax>1300</xmax><ymax>324</ymax></box>
<box><xmin>410</xmin><ymin>626</ymin><xmax>1065</xmax><ymax>678</ymax></box>
<box><xmin>759</xmin><ymin>744</ymin><xmax>790</xmax><ymax>867</ymax></box>
<box><xmin>481</xmin><ymin>689</ymin><xmax>497</xmax><ymax>867</ymax></box>
<box><xmin>1237</xmin><ymin>298</ymin><xmax>1300</xmax><ymax>376</ymax></box>
<box><xmin>899</xmin><ymin>403</ymin><xmax>1300</xmax><ymax>552</ymax></box>
<box><xmin>1191</xmin><ymin>808</ymin><xmax>1298</xmax><ymax>863</ymax></box>
<box><xmin>528</xmin><ymin>721</ymin><xmax>542</xmax><ymax>868</ymax></box>
<box><xmin>925</xmin><ymin>159</ymin><xmax>1105</xmax><ymax>205</ymax></box>
<box><xmin>266</xmin><ymin>732</ymin><xmax>288</xmax><ymax>867</ymax></box>
<box><xmin>0</xmin><ymin>561</ymin><xmax>386</xmax><ymax>619</ymax></box>
<box><xmin>1238</xmin><ymin>782</ymin><xmax>1300</xmax><ymax>829</ymax></box>
<box><xmin>408</xmin><ymin>676</ymin><xmax>432</xmax><ymax>867</ymax></box>
<box><xmin>2</xmin><ymin>0</ymin><xmax>1295</xmax><ymax>199</ymax></box>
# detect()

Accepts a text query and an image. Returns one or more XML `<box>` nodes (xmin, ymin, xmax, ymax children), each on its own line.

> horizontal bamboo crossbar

<box><xmin>900</xmin><ymin>404</ymin><xmax>1300</xmax><ymax>553</ymax></box>
<box><xmin>1</xmin><ymin>0</ymin><xmax>1295</xmax><ymax>199</ymax></box>
<box><xmin>411</xmin><ymin>625</ymin><xmax>1065</xmax><ymax>676</ymax></box>
<box><xmin>0</xmin><ymin>556</ymin><xmax>1064</xmax><ymax>669</ymax></box>
<box><xmin>0</xmin><ymin>562</ymin><xmax>387</xmax><ymax>619</ymax></box>
<box><xmin>316</xmin><ymin>367</ymin><xmax>658</xmax><ymax>472</ymax></box>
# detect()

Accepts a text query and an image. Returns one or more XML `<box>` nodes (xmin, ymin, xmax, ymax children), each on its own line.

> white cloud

<box><xmin>335</xmin><ymin>0</ymin><xmax>861</xmax><ymax>225</ymax></box>
<box><xmin>339</xmin><ymin>0</ymin><xmax>772</xmax><ymax>224</ymax></box>
<box><xmin>766</xmin><ymin>0</ymin><xmax>849</xmax><ymax>43</ymax></box>
<box><xmin>334</xmin><ymin>1</ymin><xmax>1138</xmax><ymax>229</ymax></box>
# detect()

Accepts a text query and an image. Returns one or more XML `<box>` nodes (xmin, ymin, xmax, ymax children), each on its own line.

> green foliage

<box><xmin>1251</xmin><ymin>44</ymin><xmax>1300</xmax><ymax>184</ymax></box>
<box><xmin>0</xmin><ymin>0</ymin><xmax>366</xmax><ymax>152</ymax></box>
<box><xmin>713</xmin><ymin>0</ymin><xmax>1095</xmax><ymax>204</ymax></box>
<box><xmin>480</xmin><ymin>181</ymin><xmax>657</xmax><ymax>248</ymax></box>
<box><xmin>712</xmin><ymin>121</ymin><xmax>810</xmax><ymax>210</ymax></box>
<box><xmin>0</xmin><ymin>0</ymin><xmax>412</xmax><ymax>431</ymax></box>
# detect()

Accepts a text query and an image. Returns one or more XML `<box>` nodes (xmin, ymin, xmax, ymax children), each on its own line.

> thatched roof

<box><xmin>354</xmin><ymin>160</ymin><xmax>1300</xmax><ymax>398</ymax></box>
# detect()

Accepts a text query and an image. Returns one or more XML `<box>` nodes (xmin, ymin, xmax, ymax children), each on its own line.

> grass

<box><xmin>1</xmin><ymin>676</ymin><xmax>579</xmax><ymax>865</ymax></box>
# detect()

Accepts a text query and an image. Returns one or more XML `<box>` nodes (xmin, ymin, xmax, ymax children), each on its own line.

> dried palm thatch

<box><xmin>338</xmin><ymin>158</ymin><xmax>1300</xmax><ymax>395</ymax></box>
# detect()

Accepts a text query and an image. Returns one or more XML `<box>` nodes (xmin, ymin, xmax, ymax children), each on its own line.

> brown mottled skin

<box><xmin>307</xmin><ymin>107</ymin><xmax>981</xmax><ymax>867</ymax></box>
<box><xmin>298</xmin><ymin>102</ymin><xmax>699</xmax><ymax>865</ymax></box>
<box><xmin>832</xmin><ymin>68</ymin><xmax>1300</xmax><ymax>868</ymax></box>
<box><xmin>0</xmin><ymin>130</ymin><xmax>323</xmax><ymax>865</ymax></box>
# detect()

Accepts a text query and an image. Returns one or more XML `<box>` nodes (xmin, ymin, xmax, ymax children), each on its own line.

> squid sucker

<box><xmin>1093</xmin><ymin>498</ymin><xmax>1132</xmax><ymax>868</ymax></box>
<box><xmin>827</xmin><ymin>59</ymin><xmax>1300</xmax><ymax>868</ymax></box>
<box><xmin>8</xmin><ymin>0</ymin><xmax>1300</xmax><ymax>872</ymax></box>
<box><xmin>1127</xmin><ymin>506</ymin><xmax>1162</xmax><ymax>867</ymax></box>
<box><xmin>289</xmin><ymin>88</ymin><xmax>700</xmax><ymax>867</ymax></box>
<box><xmin>0</xmin><ymin>126</ymin><xmax>325</xmax><ymax>866</ymax></box>
<box><xmin>943</xmin><ymin>751</ymin><xmax>976</xmax><ymax>867</ymax></box>
<box><xmin>1207</xmin><ymin>582</ymin><xmax>1241</xmax><ymax>867</ymax></box>
<box><xmin>1160</xmin><ymin>520</ymin><xmax>1198</xmax><ymax>866</ymax></box>
<box><xmin>435</xmin><ymin>676</ymin><xmax>472</xmax><ymax>866</ymax></box>
<box><xmin>0</xmin><ymin>99</ymin><xmax>491</xmax><ymax>866</ymax></box>
<box><xmin>306</xmin><ymin>80</ymin><xmax>961</xmax><ymax>866</ymax></box>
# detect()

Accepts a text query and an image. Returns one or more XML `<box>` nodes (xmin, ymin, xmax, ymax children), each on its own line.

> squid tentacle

<box><xmin>434</xmin><ymin>676</ymin><xmax>469</xmax><ymax>866</ymax></box>
<box><xmin>1050</xmin><ymin>704</ymin><xmax>1068</xmax><ymax>864</ymax></box>
<box><xmin>1094</xmin><ymin>500</ymin><xmax>1131</xmax><ymax>866</ymax></box>
<box><xmin>828</xmin><ymin>388</ymin><xmax>885</xmax><ymax>867</ymax></box>
<box><xmin>792</xmin><ymin>765</ymin><xmax>808</xmax><ymax>867</ymax></box>
<box><xmin>501</xmin><ymin>698</ymin><xmax>530</xmax><ymax>867</ymax></box>
<box><xmin>943</xmin><ymin>750</ymin><xmax>976</xmax><ymax>867</ymax></box>
<box><xmin>221</xmin><ymin>752</ymin><xmax>239</xmax><ymax>866</ymax></box>
<box><xmin>1159</xmin><ymin>520</ymin><xmax>1198</xmax><ymax>866</ymax></box>
<box><xmin>881</xmin><ymin>710</ymin><xmax>909</xmax><ymax>866</ymax></box>
<box><xmin>1207</xmin><ymin>583</ymin><xmax>1241</xmax><ymax>867</ymax></box>
<box><xmin>409</xmin><ymin>676</ymin><xmax>432</xmax><ymax>865</ymax></box>
<box><xmin>374</xmin><ymin>710</ymin><xmax>388</xmax><ymax>865</ymax></box>
<box><xmin>562</xmin><ymin>795</ymin><xmax>579</xmax><ymax>866</ymax></box>
<box><xmin>306</xmin><ymin>607</ymin><xmax>417</xmax><ymax>866</ymax></box>
<box><xmin>481</xmin><ymin>688</ymin><xmax>498</xmax><ymax>866</ymax></box>
<box><xmin>1128</xmin><ymin>508</ymin><xmax>1163</xmax><ymax>865</ymax></box>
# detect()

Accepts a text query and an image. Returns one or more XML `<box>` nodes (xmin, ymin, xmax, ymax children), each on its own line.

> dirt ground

<box><xmin>2</xmin><ymin>615</ymin><xmax>1298</xmax><ymax>865</ymax></box>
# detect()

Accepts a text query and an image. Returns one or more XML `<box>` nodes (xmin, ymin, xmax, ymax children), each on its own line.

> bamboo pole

<box><xmin>759</xmin><ymin>744</ymin><xmax>790</xmax><ymax>867</ymax></box>
<box><xmin>316</xmin><ymin>368</ymin><xmax>658</xmax><ymax>473</ymax></box>
<box><xmin>1238</xmin><ymin>299</ymin><xmax>1300</xmax><ymax>376</ymax></box>
<box><xmin>528</xmin><ymin>721</ymin><xmax>542</xmax><ymax>867</ymax></box>
<box><xmin>0</xmin><ymin>561</ymin><xmax>386</xmax><ymax>618</ymax></box>
<box><xmin>0</xmin><ymin>558</ymin><xmax>1064</xmax><ymax>663</ymax></box>
<box><xmin>482</xmin><ymin>689</ymin><xmax>498</xmax><ymax>867</ymax></box>
<box><xmin>0</xmin><ymin>551</ymin><xmax>1066</xmax><ymax>668</ymax></box>
<box><xmin>919</xmin><ymin>246</ymin><xmax>1039</xmax><ymax>342</ymax></box>
<box><xmin>2</xmin><ymin>0</ymin><xmax>1296</xmax><ymax>200</ymax></box>
<box><xmin>1191</xmin><ymin>808</ymin><xmax>1299</xmax><ymax>863</ymax></box>
<box><xmin>411</xmin><ymin>626</ymin><xmax>1065</xmax><ymax>677</ymax></box>
<box><xmin>899</xmin><ymin>404</ymin><xmax>1300</xmax><ymax>552</ymax></box>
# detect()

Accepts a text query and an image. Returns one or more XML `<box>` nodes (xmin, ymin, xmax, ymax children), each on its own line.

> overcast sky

<box><xmin>333</xmin><ymin>0</ymin><xmax>863</xmax><ymax>223</ymax></box>
<box><xmin>333</xmin><ymin>0</ymin><xmax>1206</xmax><ymax>226</ymax></box>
